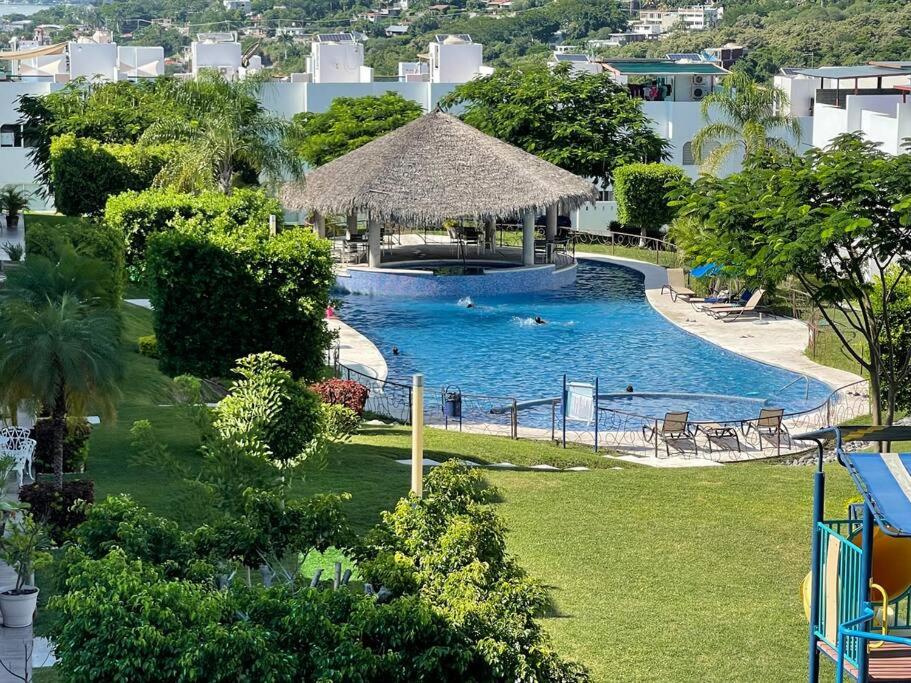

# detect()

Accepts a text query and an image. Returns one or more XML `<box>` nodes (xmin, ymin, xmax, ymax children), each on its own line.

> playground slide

<box><xmin>802</xmin><ymin>528</ymin><xmax>911</xmax><ymax>621</ymax></box>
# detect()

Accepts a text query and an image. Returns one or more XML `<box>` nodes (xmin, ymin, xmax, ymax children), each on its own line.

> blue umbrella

<box><xmin>691</xmin><ymin>263</ymin><xmax>721</xmax><ymax>278</ymax></box>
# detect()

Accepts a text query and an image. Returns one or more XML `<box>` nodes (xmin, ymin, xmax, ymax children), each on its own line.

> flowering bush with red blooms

<box><xmin>310</xmin><ymin>379</ymin><xmax>368</xmax><ymax>416</ymax></box>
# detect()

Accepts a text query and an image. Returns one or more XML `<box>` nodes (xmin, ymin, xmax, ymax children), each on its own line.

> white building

<box><xmin>191</xmin><ymin>32</ymin><xmax>244</xmax><ymax>79</ymax></box>
<box><xmin>429</xmin><ymin>34</ymin><xmax>491</xmax><ymax>84</ymax></box>
<box><xmin>307</xmin><ymin>33</ymin><xmax>372</xmax><ymax>84</ymax></box>
<box><xmin>775</xmin><ymin>64</ymin><xmax>911</xmax><ymax>155</ymax></box>
<box><xmin>223</xmin><ymin>0</ymin><xmax>251</xmax><ymax>10</ymax></box>
<box><xmin>548</xmin><ymin>53</ymin><xmax>602</xmax><ymax>76</ymax></box>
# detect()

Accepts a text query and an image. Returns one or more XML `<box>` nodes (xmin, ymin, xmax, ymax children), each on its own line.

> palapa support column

<box><xmin>545</xmin><ymin>205</ymin><xmax>558</xmax><ymax>263</ymax></box>
<box><xmin>367</xmin><ymin>216</ymin><xmax>382</xmax><ymax>268</ymax></box>
<box><xmin>522</xmin><ymin>210</ymin><xmax>535</xmax><ymax>266</ymax></box>
<box><xmin>485</xmin><ymin>217</ymin><xmax>496</xmax><ymax>251</ymax></box>
<box><xmin>314</xmin><ymin>212</ymin><xmax>326</xmax><ymax>239</ymax></box>
<box><xmin>347</xmin><ymin>211</ymin><xmax>358</xmax><ymax>236</ymax></box>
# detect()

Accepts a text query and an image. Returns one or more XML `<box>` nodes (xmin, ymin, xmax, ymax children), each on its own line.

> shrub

<box><xmin>32</xmin><ymin>417</ymin><xmax>91</xmax><ymax>474</ymax></box>
<box><xmin>138</xmin><ymin>334</ymin><xmax>158</xmax><ymax>358</ymax></box>
<box><xmin>322</xmin><ymin>403</ymin><xmax>361</xmax><ymax>442</ymax></box>
<box><xmin>75</xmin><ymin>495</ymin><xmax>211</xmax><ymax>580</ymax></box>
<box><xmin>357</xmin><ymin>461</ymin><xmax>589</xmax><ymax>682</ymax></box>
<box><xmin>213</xmin><ymin>353</ymin><xmax>324</xmax><ymax>464</ymax></box>
<box><xmin>104</xmin><ymin>187</ymin><xmax>281</xmax><ymax>273</ymax></box>
<box><xmin>614</xmin><ymin>162</ymin><xmax>687</xmax><ymax>237</ymax></box>
<box><xmin>48</xmin><ymin>134</ymin><xmax>179</xmax><ymax>216</ymax></box>
<box><xmin>19</xmin><ymin>479</ymin><xmax>95</xmax><ymax>542</ymax></box>
<box><xmin>311</xmin><ymin>378</ymin><xmax>369</xmax><ymax>416</ymax></box>
<box><xmin>146</xmin><ymin>226</ymin><xmax>333</xmax><ymax>380</ymax></box>
<box><xmin>25</xmin><ymin>216</ymin><xmax>126</xmax><ymax>305</ymax></box>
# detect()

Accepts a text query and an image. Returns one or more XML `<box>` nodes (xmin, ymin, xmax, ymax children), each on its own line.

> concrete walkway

<box><xmin>328</xmin><ymin>318</ymin><xmax>388</xmax><ymax>382</ymax></box>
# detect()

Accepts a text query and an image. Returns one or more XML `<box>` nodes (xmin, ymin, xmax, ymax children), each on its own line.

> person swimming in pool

<box><xmin>467</xmin><ymin>303</ymin><xmax>475</xmax><ymax>309</ymax></box>
<box><xmin>534</xmin><ymin>316</ymin><xmax>546</xmax><ymax>325</ymax></box>
<box><xmin>392</xmin><ymin>346</ymin><xmax>400</xmax><ymax>356</ymax></box>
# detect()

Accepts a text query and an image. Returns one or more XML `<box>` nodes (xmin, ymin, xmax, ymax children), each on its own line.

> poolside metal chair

<box><xmin>742</xmin><ymin>407</ymin><xmax>790</xmax><ymax>455</ymax></box>
<box><xmin>642</xmin><ymin>411</ymin><xmax>698</xmax><ymax>458</ymax></box>
<box><xmin>705</xmin><ymin>289</ymin><xmax>766</xmax><ymax>322</ymax></box>
<box><xmin>660</xmin><ymin>269</ymin><xmax>696</xmax><ymax>302</ymax></box>
<box><xmin>0</xmin><ymin>427</ymin><xmax>34</xmax><ymax>487</ymax></box>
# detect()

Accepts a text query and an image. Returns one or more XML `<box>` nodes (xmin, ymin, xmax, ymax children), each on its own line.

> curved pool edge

<box><xmin>574</xmin><ymin>251</ymin><xmax>865</xmax><ymax>394</ymax></box>
<box><xmin>328</xmin><ymin>318</ymin><xmax>388</xmax><ymax>382</ymax></box>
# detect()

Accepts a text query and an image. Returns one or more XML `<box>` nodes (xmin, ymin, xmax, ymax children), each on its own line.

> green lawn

<box><xmin>34</xmin><ymin>300</ymin><xmax>860</xmax><ymax>681</ymax></box>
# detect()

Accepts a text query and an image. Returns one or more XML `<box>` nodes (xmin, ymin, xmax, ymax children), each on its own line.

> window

<box><xmin>0</xmin><ymin>124</ymin><xmax>23</xmax><ymax>148</ymax></box>
<box><xmin>681</xmin><ymin>141</ymin><xmax>695</xmax><ymax>166</ymax></box>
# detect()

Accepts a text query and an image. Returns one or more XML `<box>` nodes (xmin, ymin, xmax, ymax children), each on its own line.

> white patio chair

<box><xmin>10</xmin><ymin>438</ymin><xmax>35</xmax><ymax>488</ymax></box>
<box><xmin>0</xmin><ymin>427</ymin><xmax>34</xmax><ymax>487</ymax></box>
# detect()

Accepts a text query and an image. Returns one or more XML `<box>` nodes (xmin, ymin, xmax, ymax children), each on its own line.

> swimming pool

<box><xmin>336</xmin><ymin>260</ymin><xmax>833</xmax><ymax>423</ymax></box>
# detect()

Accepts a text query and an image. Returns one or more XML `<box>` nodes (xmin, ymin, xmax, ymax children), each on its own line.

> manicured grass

<box><xmin>38</xmin><ymin>300</ymin><xmax>859</xmax><ymax>681</ymax></box>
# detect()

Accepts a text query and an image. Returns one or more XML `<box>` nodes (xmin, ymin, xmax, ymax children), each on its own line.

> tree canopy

<box><xmin>443</xmin><ymin>64</ymin><xmax>669</xmax><ymax>185</ymax></box>
<box><xmin>673</xmin><ymin>134</ymin><xmax>911</xmax><ymax>424</ymax></box>
<box><xmin>290</xmin><ymin>92</ymin><xmax>423</xmax><ymax>167</ymax></box>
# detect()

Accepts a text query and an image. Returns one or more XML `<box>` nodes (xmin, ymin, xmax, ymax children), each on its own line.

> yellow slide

<box><xmin>802</xmin><ymin>528</ymin><xmax>911</xmax><ymax>621</ymax></box>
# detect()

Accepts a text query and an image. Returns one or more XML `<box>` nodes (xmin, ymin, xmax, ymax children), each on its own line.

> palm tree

<box><xmin>141</xmin><ymin>73</ymin><xmax>302</xmax><ymax>193</ymax></box>
<box><xmin>0</xmin><ymin>250</ymin><xmax>122</xmax><ymax>490</ymax></box>
<box><xmin>0</xmin><ymin>296</ymin><xmax>122</xmax><ymax>489</ymax></box>
<box><xmin>692</xmin><ymin>71</ymin><xmax>802</xmax><ymax>174</ymax></box>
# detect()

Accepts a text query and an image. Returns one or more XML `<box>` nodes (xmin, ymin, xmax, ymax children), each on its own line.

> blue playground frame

<box><xmin>798</xmin><ymin>426</ymin><xmax>911</xmax><ymax>682</ymax></box>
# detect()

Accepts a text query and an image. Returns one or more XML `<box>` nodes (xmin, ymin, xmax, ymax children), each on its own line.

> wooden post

<box><xmin>347</xmin><ymin>211</ymin><xmax>358</xmax><ymax>236</ymax></box>
<box><xmin>268</xmin><ymin>214</ymin><xmax>277</xmax><ymax>236</ymax></box>
<box><xmin>411</xmin><ymin>374</ymin><xmax>424</xmax><ymax>497</ymax></box>
<box><xmin>522</xmin><ymin>210</ymin><xmax>535</xmax><ymax>266</ymax></box>
<box><xmin>367</xmin><ymin>217</ymin><xmax>381</xmax><ymax>268</ymax></box>
<box><xmin>314</xmin><ymin>212</ymin><xmax>326</xmax><ymax>238</ymax></box>
<box><xmin>546</xmin><ymin>205</ymin><xmax>557</xmax><ymax>263</ymax></box>
<box><xmin>485</xmin><ymin>217</ymin><xmax>496</xmax><ymax>251</ymax></box>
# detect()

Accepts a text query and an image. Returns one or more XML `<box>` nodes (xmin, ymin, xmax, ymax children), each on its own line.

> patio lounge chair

<box><xmin>705</xmin><ymin>289</ymin><xmax>766</xmax><ymax>322</ymax></box>
<box><xmin>742</xmin><ymin>407</ymin><xmax>790</xmax><ymax>455</ymax></box>
<box><xmin>642</xmin><ymin>411</ymin><xmax>698</xmax><ymax>457</ymax></box>
<box><xmin>660</xmin><ymin>269</ymin><xmax>696</xmax><ymax>302</ymax></box>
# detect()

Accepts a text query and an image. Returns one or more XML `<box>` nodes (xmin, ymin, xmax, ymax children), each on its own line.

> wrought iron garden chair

<box><xmin>0</xmin><ymin>427</ymin><xmax>35</xmax><ymax>487</ymax></box>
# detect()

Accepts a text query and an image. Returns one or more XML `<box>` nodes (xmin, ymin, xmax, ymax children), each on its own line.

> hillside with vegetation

<box><xmin>603</xmin><ymin>0</ymin><xmax>911</xmax><ymax>81</ymax></box>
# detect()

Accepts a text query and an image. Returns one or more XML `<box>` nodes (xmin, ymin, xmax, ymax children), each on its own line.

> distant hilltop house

<box><xmin>223</xmin><ymin>0</ymin><xmax>251</xmax><ymax>11</ymax></box>
<box><xmin>485</xmin><ymin>0</ymin><xmax>513</xmax><ymax>11</ymax></box>
<box><xmin>385</xmin><ymin>24</ymin><xmax>410</xmax><ymax>37</ymax></box>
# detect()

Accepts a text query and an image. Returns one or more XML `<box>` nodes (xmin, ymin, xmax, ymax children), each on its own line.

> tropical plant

<box><xmin>2</xmin><ymin>246</ymin><xmax>114</xmax><ymax>311</ymax></box>
<box><xmin>0</xmin><ymin>185</ymin><xmax>30</xmax><ymax>229</ymax></box>
<box><xmin>0</xmin><ymin>513</ymin><xmax>52</xmax><ymax>593</ymax></box>
<box><xmin>692</xmin><ymin>71</ymin><xmax>802</xmax><ymax>174</ymax></box>
<box><xmin>0</xmin><ymin>294</ymin><xmax>122</xmax><ymax>489</ymax></box>
<box><xmin>1</xmin><ymin>242</ymin><xmax>23</xmax><ymax>262</ymax></box>
<box><xmin>141</xmin><ymin>74</ymin><xmax>302</xmax><ymax>193</ymax></box>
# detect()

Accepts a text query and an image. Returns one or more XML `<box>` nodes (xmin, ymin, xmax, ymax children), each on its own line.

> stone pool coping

<box><xmin>574</xmin><ymin>252</ymin><xmax>865</xmax><ymax>393</ymax></box>
<box><xmin>328</xmin><ymin>318</ymin><xmax>388</xmax><ymax>382</ymax></box>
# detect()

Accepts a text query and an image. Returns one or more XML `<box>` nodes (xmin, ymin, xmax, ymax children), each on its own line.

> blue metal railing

<box><xmin>815</xmin><ymin>521</ymin><xmax>864</xmax><ymax>670</ymax></box>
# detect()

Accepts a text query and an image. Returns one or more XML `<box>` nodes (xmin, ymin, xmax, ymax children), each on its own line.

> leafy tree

<box><xmin>673</xmin><ymin>134</ymin><xmax>911</xmax><ymax>424</ymax></box>
<box><xmin>443</xmin><ymin>64</ymin><xmax>669</xmax><ymax>185</ymax></box>
<box><xmin>692</xmin><ymin>71</ymin><xmax>801</xmax><ymax>174</ymax></box>
<box><xmin>0</xmin><ymin>293</ymin><xmax>122</xmax><ymax>489</ymax></box>
<box><xmin>291</xmin><ymin>93</ymin><xmax>423</xmax><ymax>167</ymax></box>
<box><xmin>613</xmin><ymin>163</ymin><xmax>687</xmax><ymax>236</ymax></box>
<box><xmin>141</xmin><ymin>74</ymin><xmax>301</xmax><ymax>193</ymax></box>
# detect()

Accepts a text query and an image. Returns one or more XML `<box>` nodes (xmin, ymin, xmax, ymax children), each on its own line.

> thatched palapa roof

<box><xmin>281</xmin><ymin>111</ymin><xmax>598</xmax><ymax>225</ymax></box>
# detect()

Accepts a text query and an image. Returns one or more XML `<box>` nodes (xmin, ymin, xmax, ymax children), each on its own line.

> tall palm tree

<box><xmin>0</xmin><ymin>295</ymin><xmax>122</xmax><ymax>489</ymax></box>
<box><xmin>692</xmin><ymin>71</ymin><xmax>802</xmax><ymax>174</ymax></box>
<box><xmin>141</xmin><ymin>73</ymin><xmax>302</xmax><ymax>193</ymax></box>
<box><xmin>1</xmin><ymin>244</ymin><xmax>113</xmax><ymax>310</ymax></box>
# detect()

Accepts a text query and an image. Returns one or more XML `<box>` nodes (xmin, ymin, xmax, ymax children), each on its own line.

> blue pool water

<box><xmin>336</xmin><ymin>260</ymin><xmax>832</xmax><ymax>422</ymax></box>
